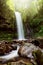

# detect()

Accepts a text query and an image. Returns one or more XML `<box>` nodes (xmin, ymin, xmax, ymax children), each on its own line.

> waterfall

<box><xmin>15</xmin><ymin>12</ymin><xmax>25</xmax><ymax>40</ymax></box>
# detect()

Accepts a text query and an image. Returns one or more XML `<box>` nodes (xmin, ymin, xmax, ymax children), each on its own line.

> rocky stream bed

<box><xmin>0</xmin><ymin>39</ymin><xmax>43</xmax><ymax>65</ymax></box>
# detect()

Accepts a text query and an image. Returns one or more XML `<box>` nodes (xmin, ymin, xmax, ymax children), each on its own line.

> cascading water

<box><xmin>0</xmin><ymin>12</ymin><xmax>43</xmax><ymax>62</ymax></box>
<box><xmin>15</xmin><ymin>12</ymin><xmax>25</xmax><ymax>40</ymax></box>
<box><xmin>0</xmin><ymin>12</ymin><xmax>25</xmax><ymax>62</ymax></box>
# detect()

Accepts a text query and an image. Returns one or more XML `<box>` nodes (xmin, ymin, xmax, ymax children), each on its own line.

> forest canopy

<box><xmin>7</xmin><ymin>0</ymin><xmax>42</xmax><ymax>19</ymax></box>
<box><xmin>0</xmin><ymin>0</ymin><xmax>43</xmax><ymax>40</ymax></box>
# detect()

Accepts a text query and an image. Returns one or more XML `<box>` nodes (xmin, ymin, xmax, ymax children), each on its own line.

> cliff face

<box><xmin>0</xmin><ymin>0</ymin><xmax>17</xmax><ymax>40</ymax></box>
<box><xmin>0</xmin><ymin>0</ymin><xmax>16</xmax><ymax>32</ymax></box>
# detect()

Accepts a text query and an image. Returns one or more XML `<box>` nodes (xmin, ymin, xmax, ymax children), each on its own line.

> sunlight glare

<box><xmin>7</xmin><ymin>0</ymin><xmax>39</xmax><ymax>11</ymax></box>
<box><xmin>10</xmin><ymin>0</ymin><xmax>33</xmax><ymax>10</ymax></box>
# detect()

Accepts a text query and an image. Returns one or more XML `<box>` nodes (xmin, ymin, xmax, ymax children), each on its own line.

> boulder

<box><xmin>0</xmin><ymin>41</ymin><xmax>17</xmax><ymax>55</ymax></box>
<box><xmin>31</xmin><ymin>38</ymin><xmax>43</xmax><ymax>49</ymax></box>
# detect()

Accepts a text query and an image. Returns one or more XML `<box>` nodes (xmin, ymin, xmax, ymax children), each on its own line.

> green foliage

<box><xmin>29</xmin><ymin>1</ymin><xmax>43</xmax><ymax>37</ymax></box>
<box><xmin>0</xmin><ymin>0</ymin><xmax>43</xmax><ymax>40</ymax></box>
<box><xmin>34</xmin><ymin>25</ymin><xmax>43</xmax><ymax>37</ymax></box>
<box><xmin>0</xmin><ymin>0</ymin><xmax>15</xmax><ymax>20</ymax></box>
<box><xmin>0</xmin><ymin>0</ymin><xmax>17</xmax><ymax>41</ymax></box>
<box><xmin>30</xmin><ymin>19</ymin><xmax>41</xmax><ymax>27</ymax></box>
<box><xmin>0</xmin><ymin>31</ymin><xmax>13</xmax><ymax>41</ymax></box>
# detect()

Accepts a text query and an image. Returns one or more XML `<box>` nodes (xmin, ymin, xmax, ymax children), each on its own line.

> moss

<box><xmin>27</xmin><ymin>63</ymin><xmax>33</xmax><ymax>65</ymax></box>
<box><xmin>0</xmin><ymin>31</ymin><xmax>17</xmax><ymax>41</ymax></box>
<box><xmin>32</xmin><ymin>50</ymin><xmax>43</xmax><ymax>65</ymax></box>
<box><xmin>7</xmin><ymin>62</ymin><xmax>11</xmax><ymax>65</ymax></box>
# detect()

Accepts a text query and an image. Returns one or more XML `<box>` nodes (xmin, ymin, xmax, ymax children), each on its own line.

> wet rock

<box><xmin>32</xmin><ymin>50</ymin><xmax>43</xmax><ymax>65</ymax></box>
<box><xmin>18</xmin><ymin>44</ymin><xmax>38</xmax><ymax>59</ymax></box>
<box><xmin>39</xmin><ymin>39</ymin><xmax>43</xmax><ymax>49</ymax></box>
<box><xmin>12</xmin><ymin>39</ymin><xmax>28</xmax><ymax>45</ymax></box>
<box><xmin>5</xmin><ymin>44</ymin><xmax>12</xmax><ymax>53</ymax></box>
<box><xmin>17</xmin><ymin>62</ymin><xmax>26</xmax><ymax>65</ymax></box>
<box><xmin>32</xmin><ymin>38</ymin><xmax>43</xmax><ymax>49</ymax></box>
<box><xmin>32</xmin><ymin>40</ymin><xmax>40</xmax><ymax>46</ymax></box>
<box><xmin>11</xmin><ymin>44</ymin><xmax>17</xmax><ymax>50</ymax></box>
<box><xmin>0</xmin><ymin>41</ymin><xmax>17</xmax><ymax>55</ymax></box>
<box><xmin>0</xmin><ymin>42</ymin><xmax>6</xmax><ymax>55</ymax></box>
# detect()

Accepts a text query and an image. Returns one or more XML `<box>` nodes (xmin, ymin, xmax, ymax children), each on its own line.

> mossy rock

<box><xmin>32</xmin><ymin>50</ymin><xmax>43</xmax><ymax>65</ymax></box>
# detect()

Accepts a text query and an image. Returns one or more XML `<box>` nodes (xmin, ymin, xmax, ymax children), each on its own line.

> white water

<box><xmin>0</xmin><ymin>12</ymin><xmax>43</xmax><ymax>62</ymax></box>
<box><xmin>0</xmin><ymin>45</ymin><xmax>20</xmax><ymax>61</ymax></box>
<box><xmin>15</xmin><ymin>12</ymin><xmax>25</xmax><ymax>40</ymax></box>
<box><xmin>0</xmin><ymin>12</ymin><xmax>25</xmax><ymax>62</ymax></box>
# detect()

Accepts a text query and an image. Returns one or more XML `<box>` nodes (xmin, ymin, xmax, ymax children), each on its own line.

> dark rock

<box><xmin>32</xmin><ymin>50</ymin><xmax>43</xmax><ymax>65</ymax></box>
<box><xmin>32</xmin><ymin>38</ymin><xmax>43</xmax><ymax>49</ymax></box>
<box><xmin>0</xmin><ymin>42</ymin><xmax>6</xmax><ymax>55</ymax></box>
<box><xmin>5</xmin><ymin>44</ymin><xmax>12</xmax><ymax>53</ymax></box>
<box><xmin>11</xmin><ymin>44</ymin><xmax>17</xmax><ymax>50</ymax></box>
<box><xmin>18</xmin><ymin>45</ymin><xmax>36</xmax><ymax>59</ymax></box>
<box><xmin>32</xmin><ymin>40</ymin><xmax>40</xmax><ymax>46</ymax></box>
<box><xmin>0</xmin><ymin>41</ymin><xmax>17</xmax><ymax>55</ymax></box>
